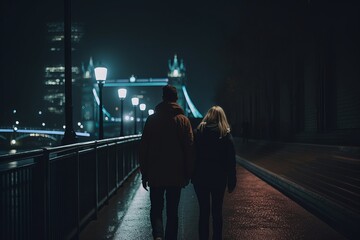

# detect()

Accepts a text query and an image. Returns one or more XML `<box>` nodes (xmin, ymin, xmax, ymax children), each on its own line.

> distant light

<box><xmin>13</xmin><ymin>110</ymin><xmax>17</xmax><ymax>114</ymax></box>
<box><xmin>131</xmin><ymin>97</ymin><xmax>139</xmax><ymax>106</ymax></box>
<box><xmin>42</xmin><ymin>122</ymin><xmax>46</xmax><ymax>127</ymax></box>
<box><xmin>63</xmin><ymin>125</ymin><xmax>66</xmax><ymax>129</ymax></box>
<box><xmin>115</xmin><ymin>107</ymin><xmax>119</xmax><ymax>111</ymax></box>
<box><xmin>140</xmin><ymin>103</ymin><xmax>146</xmax><ymax>111</ymax></box>
<box><xmin>77</xmin><ymin>122</ymin><xmax>81</xmax><ymax>126</ymax></box>
<box><xmin>118</xmin><ymin>88</ymin><xmax>127</xmax><ymax>99</ymax></box>
<box><xmin>129</xmin><ymin>75</ymin><xmax>136</xmax><ymax>82</ymax></box>
<box><xmin>13</xmin><ymin>127</ymin><xmax>18</xmax><ymax>131</ymax></box>
<box><xmin>10</xmin><ymin>140</ymin><xmax>16</xmax><ymax>145</ymax></box>
<box><xmin>38</xmin><ymin>111</ymin><xmax>42</xmax><ymax>115</ymax></box>
<box><xmin>173</xmin><ymin>69</ymin><xmax>179</xmax><ymax>77</ymax></box>
<box><xmin>105</xmin><ymin>116</ymin><xmax>109</xmax><ymax>121</ymax></box>
<box><xmin>148</xmin><ymin>109</ymin><xmax>154</xmax><ymax>115</ymax></box>
<box><xmin>94</xmin><ymin>67</ymin><xmax>107</xmax><ymax>81</ymax></box>
<box><xmin>15</xmin><ymin>121</ymin><xmax>19</xmax><ymax>125</ymax></box>
<box><xmin>80</xmin><ymin>125</ymin><xmax>84</xmax><ymax>129</ymax></box>
<box><xmin>130</xmin><ymin>117</ymin><xmax>134</xmax><ymax>121</ymax></box>
<box><xmin>125</xmin><ymin>115</ymin><xmax>130</xmax><ymax>121</ymax></box>
<box><xmin>111</xmin><ymin>117</ymin><xmax>115</xmax><ymax>121</ymax></box>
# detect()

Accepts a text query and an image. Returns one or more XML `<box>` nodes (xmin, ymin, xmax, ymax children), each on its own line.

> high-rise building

<box><xmin>44</xmin><ymin>22</ymin><xmax>84</xmax><ymax>128</ymax></box>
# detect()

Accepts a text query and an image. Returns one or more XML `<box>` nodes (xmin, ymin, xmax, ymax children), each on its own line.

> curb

<box><xmin>236</xmin><ymin>155</ymin><xmax>360</xmax><ymax>240</ymax></box>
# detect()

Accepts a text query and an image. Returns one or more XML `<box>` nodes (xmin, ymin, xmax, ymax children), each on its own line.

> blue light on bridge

<box><xmin>182</xmin><ymin>86</ymin><xmax>203</xmax><ymax>118</ymax></box>
<box><xmin>0</xmin><ymin>128</ymin><xmax>90</xmax><ymax>137</ymax></box>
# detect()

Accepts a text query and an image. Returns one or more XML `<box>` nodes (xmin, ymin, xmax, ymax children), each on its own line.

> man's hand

<box><xmin>142</xmin><ymin>180</ymin><xmax>148</xmax><ymax>191</ymax></box>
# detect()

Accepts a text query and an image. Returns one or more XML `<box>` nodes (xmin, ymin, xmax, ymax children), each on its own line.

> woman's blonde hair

<box><xmin>197</xmin><ymin>106</ymin><xmax>230</xmax><ymax>138</ymax></box>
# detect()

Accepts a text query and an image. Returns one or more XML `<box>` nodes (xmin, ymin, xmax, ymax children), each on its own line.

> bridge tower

<box><xmin>168</xmin><ymin>54</ymin><xmax>188</xmax><ymax>114</ymax></box>
<box><xmin>78</xmin><ymin>57</ymin><xmax>96</xmax><ymax>133</ymax></box>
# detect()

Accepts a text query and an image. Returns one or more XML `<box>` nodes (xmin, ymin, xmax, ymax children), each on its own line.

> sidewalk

<box><xmin>234</xmin><ymin>138</ymin><xmax>360</xmax><ymax>239</ymax></box>
<box><xmin>80</xmin><ymin>165</ymin><xmax>345</xmax><ymax>239</ymax></box>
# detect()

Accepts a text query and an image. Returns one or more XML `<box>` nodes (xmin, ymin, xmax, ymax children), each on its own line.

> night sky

<box><xmin>0</xmin><ymin>0</ymin><xmax>245</xmax><ymax>124</ymax></box>
<box><xmin>3</xmin><ymin>1</ymin><xmax>358</xmax><ymax>126</ymax></box>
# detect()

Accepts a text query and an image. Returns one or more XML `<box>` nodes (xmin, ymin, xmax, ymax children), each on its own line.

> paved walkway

<box><xmin>234</xmin><ymin>139</ymin><xmax>360</xmax><ymax>239</ymax></box>
<box><xmin>80</xmin><ymin>164</ymin><xmax>346</xmax><ymax>240</ymax></box>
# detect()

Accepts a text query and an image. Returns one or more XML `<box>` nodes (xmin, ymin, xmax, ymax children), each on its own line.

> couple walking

<box><xmin>139</xmin><ymin>85</ymin><xmax>237</xmax><ymax>240</ymax></box>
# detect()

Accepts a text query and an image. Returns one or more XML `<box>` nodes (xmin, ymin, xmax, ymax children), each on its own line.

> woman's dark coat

<box><xmin>192</xmin><ymin>123</ymin><xmax>236</xmax><ymax>190</ymax></box>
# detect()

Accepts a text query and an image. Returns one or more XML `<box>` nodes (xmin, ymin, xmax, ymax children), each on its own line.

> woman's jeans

<box><xmin>150</xmin><ymin>187</ymin><xmax>181</xmax><ymax>240</ymax></box>
<box><xmin>194</xmin><ymin>184</ymin><xmax>226</xmax><ymax>240</ymax></box>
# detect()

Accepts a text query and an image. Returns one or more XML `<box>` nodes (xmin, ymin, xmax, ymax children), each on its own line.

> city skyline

<box><xmin>1</xmin><ymin>0</ymin><xmax>240</xmax><ymax>127</ymax></box>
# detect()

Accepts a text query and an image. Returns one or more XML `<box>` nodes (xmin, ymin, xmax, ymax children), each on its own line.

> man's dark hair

<box><xmin>162</xmin><ymin>85</ymin><xmax>178</xmax><ymax>102</ymax></box>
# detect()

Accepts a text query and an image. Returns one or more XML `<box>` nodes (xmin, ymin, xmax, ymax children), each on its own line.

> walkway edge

<box><xmin>236</xmin><ymin>155</ymin><xmax>360</xmax><ymax>240</ymax></box>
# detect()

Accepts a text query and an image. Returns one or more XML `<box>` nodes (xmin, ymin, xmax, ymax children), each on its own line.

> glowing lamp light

<box><xmin>15</xmin><ymin>121</ymin><xmax>19</xmax><ymax>125</ymax></box>
<box><xmin>42</xmin><ymin>122</ymin><xmax>46</xmax><ymax>127</ymax></box>
<box><xmin>118</xmin><ymin>88</ymin><xmax>127</xmax><ymax>99</ymax></box>
<box><xmin>130</xmin><ymin>75</ymin><xmax>136</xmax><ymax>82</ymax></box>
<box><xmin>173</xmin><ymin>69</ymin><xmax>179</xmax><ymax>77</ymax></box>
<box><xmin>140</xmin><ymin>103</ymin><xmax>146</xmax><ymax>111</ymax></box>
<box><xmin>131</xmin><ymin>97</ymin><xmax>139</xmax><ymax>106</ymax></box>
<box><xmin>11</xmin><ymin>139</ymin><xmax>16</xmax><ymax>145</ymax></box>
<box><xmin>94</xmin><ymin>67</ymin><xmax>108</xmax><ymax>82</ymax></box>
<box><xmin>148</xmin><ymin>109</ymin><xmax>154</xmax><ymax>115</ymax></box>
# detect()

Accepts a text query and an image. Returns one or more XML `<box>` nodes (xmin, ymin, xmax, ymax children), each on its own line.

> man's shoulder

<box><xmin>174</xmin><ymin>113</ymin><xmax>191</xmax><ymax>123</ymax></box>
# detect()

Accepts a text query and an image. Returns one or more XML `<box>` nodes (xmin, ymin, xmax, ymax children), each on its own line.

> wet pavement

<box><xmin>233</xmin><ymin>139</ymin><xmax>360</xmax><ymax>239</ymax></box>
<box><xmin>80</xmin><ymin>164</ymin><xmax>346</xmax><ymax>240</ymax></box>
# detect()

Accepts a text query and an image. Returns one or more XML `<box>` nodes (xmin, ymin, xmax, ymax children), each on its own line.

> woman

<box><xmin>192</xmin><ymin>106</ymin><xmax>237</xmax><ymax>240</ymax></box>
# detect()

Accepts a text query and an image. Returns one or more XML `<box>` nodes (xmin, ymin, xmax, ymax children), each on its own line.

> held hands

<box><xmin>142</xmin><ymin>180</ymin><xmax>148</xmax><ymax>191</ymax></box>
<box><xmin>228</xmin><ymin>185</ymin><xmax>235</xmax><ymax>193</ymax></box>
<box><xmin>227</xmin><ymin>182</ymin><xmax>236</xmax><ymax>193</ymax></box>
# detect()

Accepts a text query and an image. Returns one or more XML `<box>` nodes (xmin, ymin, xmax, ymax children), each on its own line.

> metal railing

<box><xmin>0</xmin><ymin>135</ymin><xmax>141</xmax><ymax>240</ymax></box>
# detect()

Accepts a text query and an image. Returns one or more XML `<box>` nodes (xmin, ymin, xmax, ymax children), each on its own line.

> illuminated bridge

<box><xmin>92</xmin><ymin>77</ymin><xmax>203</xmax><ymax>121</ymax></box>
<box><xmin>0</xmin><ymin>128</ymin><xmax>90</xmax><ymax>148</ymax></box>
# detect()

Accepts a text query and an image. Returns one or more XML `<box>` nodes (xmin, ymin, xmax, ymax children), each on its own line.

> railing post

<box><xmin>33</xmin><ymin>148</ymin><xmax>50</xmax><ymax>240</ymax></box>
<box><xmin>106</xmin><ymin>144</ymin><xmax>109</xmax><ymax>205</ymax></box>
<box><xmin>95</xmin><ymin>141</ymin><xmax>99</xmax><ymax>220</ymax></box>
<box><xmin>115</xmin><ymin>141</ymin><xmax>119</xmax><ymax>188</ymax></box>
<box><xmin>75</xmin><ymin>149</ymin><xmax>80</xmax><ymax>239</ymax></box>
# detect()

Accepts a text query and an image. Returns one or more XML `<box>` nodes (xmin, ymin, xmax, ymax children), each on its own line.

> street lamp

<box><xmin>139</xmin><ymin>103</ymin><xmax>146</xmax><ymax>133</ymax></box>
<box><xmin>131</xmin><ymin>97</ymin><xmax>139</xmax><ymax>134</ymax></box>
<box><xmin>95</xmin><ymin>66</ymin><xmax>107</xmax><ymax>139</ymax></box>
<box><xmin>118</xmin><ymin>88</ymin><xmax>127</xmax><ymax>136</ymax></box>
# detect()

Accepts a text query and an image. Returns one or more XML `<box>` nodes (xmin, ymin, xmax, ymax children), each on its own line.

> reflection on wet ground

<box><xmin>81</xmin><ymin>166</ymin><xmax>346</xmax><ymax>239</ymax></box>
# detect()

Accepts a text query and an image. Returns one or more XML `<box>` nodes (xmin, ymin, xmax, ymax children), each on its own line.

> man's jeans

<box><xmin>150</xmin><ymin>187</ymin><xmax>181</xmax><ymax>240</ymax></box>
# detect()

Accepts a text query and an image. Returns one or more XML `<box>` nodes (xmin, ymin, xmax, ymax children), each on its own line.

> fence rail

<box><xmin>0</xmin><ymin>135</ymin><xmax>141</xmax><ymax>240</ymax></box>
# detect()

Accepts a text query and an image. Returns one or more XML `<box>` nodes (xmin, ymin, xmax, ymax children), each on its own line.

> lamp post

<box><xmin>131</xmin><ymin>97</ymin><xmax>139</xmax><ymax>134</ymax></box>
<box><xmin>139</xmin><ymin>103</ymin><xmax>146</xmax><ymax>133</ymax></box>
<box><xmin>95</xmin><ymin>67</ymin><xmax>107</xmax><ymax>139</ymax></box>
<box><xmin>61</xmin><ymin>0</ymin><xmax>77</xmax><ymax>145</ymax></box>
<box><xmin>118</xmin><ymin>88</ymin><xmax>127</xmax><ymax>136</ymax></box>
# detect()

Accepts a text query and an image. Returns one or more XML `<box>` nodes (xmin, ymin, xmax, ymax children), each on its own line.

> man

<box><xmin>139</xmin><ymin>85</ymin><xmax>194</xmax><ymax>240</ymax></box>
